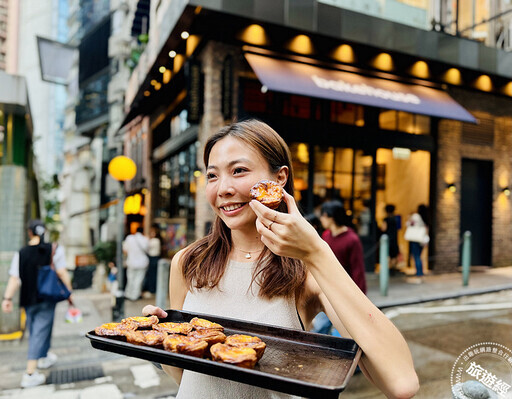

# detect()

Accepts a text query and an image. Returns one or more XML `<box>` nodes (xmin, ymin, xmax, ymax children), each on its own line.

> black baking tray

<box><xmin>86</xmin><ymin>309</ymin><xmax>361</xmax><ymax>398</ymax></box>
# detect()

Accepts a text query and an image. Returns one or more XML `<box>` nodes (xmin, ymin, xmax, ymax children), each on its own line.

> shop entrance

<box><xmin>290</xmin><ymin>142</ymin><xmax>431</xmax><ymax>272</ymax></box>
<box><xmin>460</xmin><ymin>158</ymin><xmax>493</xmax><ymax>266</ymax></box>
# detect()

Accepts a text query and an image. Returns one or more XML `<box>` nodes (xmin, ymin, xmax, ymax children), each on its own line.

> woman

<box><xmin>143</xmin><ymin>224</ymin><xmax>162</xmax><ymax>296</ymax></box>
<box><xmin>381</xmin><ymin>204</ymin><xmax>400</xmax><ymax>273</ymax></box>
<box><xmin>144</xmin><ymin>120</ymin><xmax>419</xmax><ymax>398</ymax></box>
<box><xmin>2</xmin><ymin>220</ymin><xmax>72</xmax><ymax>388</ymax></box>
<box><xmin>405</xmin><ymin>205</ymin><xmax>429</xmax><ymax>283</ymax></box>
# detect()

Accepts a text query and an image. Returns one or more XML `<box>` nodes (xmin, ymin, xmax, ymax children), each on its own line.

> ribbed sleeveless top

<box><xmin>177</xmin><ymin>259</ymin><xmax>303</xmax><ymax>399</ymax></box>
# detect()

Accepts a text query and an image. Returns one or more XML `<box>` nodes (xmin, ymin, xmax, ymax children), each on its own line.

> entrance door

<box><xmin>460</xmin><ymin>159</ymin><xmax>493</xmax><ymax>266</ymax></box>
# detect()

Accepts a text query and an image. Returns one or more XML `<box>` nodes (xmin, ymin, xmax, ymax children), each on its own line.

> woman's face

<box><xmin>205</xmin><ymin>136</ymin><xmax>287</xmax><ymax>232</ymax></box>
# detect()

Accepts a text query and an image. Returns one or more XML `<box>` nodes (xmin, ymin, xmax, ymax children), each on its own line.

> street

<box><xmin>342</xmin><ymin>290</ymin><xmax>512</xmax><ymax>398</ymax></box>
<box><xmin>1</xmin><ymin>289</ymin><xmax>511</xmax><ymax>398</ymax></box>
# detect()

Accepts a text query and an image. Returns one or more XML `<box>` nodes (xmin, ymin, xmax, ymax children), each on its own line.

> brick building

<box><xmin>120</xmin><ymin>1</ymin><xmax>512</xmax><ymax>273</ymax></box>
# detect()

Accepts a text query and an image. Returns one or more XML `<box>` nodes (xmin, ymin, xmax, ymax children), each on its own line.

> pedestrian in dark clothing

<box><xmin>2</xmin><ymin>220</ymin><xmax>72</xmax><ymax>388</ymax></box>
<box><xmin>380</xmin><ymin>204</ymin><xmax>401</xmax><ymax>273</ymax></box>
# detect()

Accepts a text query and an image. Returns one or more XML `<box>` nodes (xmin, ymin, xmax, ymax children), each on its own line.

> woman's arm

<box><xmin>2</xmin><ymin>276</ymin><xmax>20</xmax><ymax>313</ymax></box>
<box><xmin>250</xmin><ymin>193</ymin><xmax>419</xmax><ymax>399</ymax></box>
<box><xmin>142</xmin><ymin>249</ymin><xmax>188</xmax><ymax>385</ymax></box>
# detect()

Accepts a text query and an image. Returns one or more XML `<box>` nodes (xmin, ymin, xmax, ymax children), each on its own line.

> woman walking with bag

<box><xmin>2</xmin><ymin>220</ymin><xmax>72</xmax><ymax>388</ymax></box>
<box><xmin>404</xmin><ymin>205</ymin><xmax>430</xmax><ymax>284</ymax></box>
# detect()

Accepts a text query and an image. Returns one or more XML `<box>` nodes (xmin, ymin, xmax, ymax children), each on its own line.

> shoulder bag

<box><xmin>37</xmin><ymin>243</ymin><xmax>71</xmax><ymax>302</ymax></box>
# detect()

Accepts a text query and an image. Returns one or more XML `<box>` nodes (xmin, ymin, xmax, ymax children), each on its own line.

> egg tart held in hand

<box><xmin>94</xmin><ymin>322</ymin><xmax>137</xmax><ymax>337</ymax></box>
<box><xmin>124</xmin><ymin>330</ymin><xmax>167</xmax><ymax>347</ymax></box>
<box><xmin>189</xmin><ymin>317</ymin><xmax>224</xmax><ymax>332</ymax></box>
<box><xmin>122</xmin><ymin>315</ymin><xmax>159</xmax><ymax>329</ymax></box>
<box><xmin>210</xmin><ymin>343</ymin><xmax>258</xmax><ymax>369</ymax></box>
<box><xmin>250</xmin><ymin>180</ymin><xmax>283</xmax><ymax>209</ymax></box>
<box><xmin>225</xmin><ymin>334</ymin><xmax>266</xmax><ymax>361</ymax></box>
<box><xmin>153</xmin><ymin>322</ymin><xmax>193</xmax><ymax>335</ymax></box>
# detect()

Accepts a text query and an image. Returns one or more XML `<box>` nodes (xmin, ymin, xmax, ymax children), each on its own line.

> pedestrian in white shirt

<box><xmin>123</xmin><ymin>227</ymin><xmax>149</xmax><ymax>300</ymax></box>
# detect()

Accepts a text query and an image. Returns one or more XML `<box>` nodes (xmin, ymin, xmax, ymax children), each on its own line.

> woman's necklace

<box><xmin>234</xmin><ymin>247</ymin><xmax>264</xmax><ymax>259</ymax></box>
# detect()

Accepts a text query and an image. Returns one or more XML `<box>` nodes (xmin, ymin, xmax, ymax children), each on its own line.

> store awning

<box><xmin>245</xmin><ymin>53</ymin><xmax>476</xmax><ymax>123</ymax></box>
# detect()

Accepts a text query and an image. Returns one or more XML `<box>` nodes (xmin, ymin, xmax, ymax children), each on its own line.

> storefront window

<box><xmin>155</xmin><ymin>142</ymin><xmax>197</xmax><ymax>249</ymax></box>
<box><xmin>379</xmin><ymin>110</ymin><xmax>430</xmax><ymax>135</ymax></box>
<box><xmin>289</xmin><ymin>142</ymin><xmax>309</xmax><ymax>205</ymax></box>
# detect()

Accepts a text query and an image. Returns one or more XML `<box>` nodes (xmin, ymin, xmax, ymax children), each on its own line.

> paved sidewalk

<box><xmin>1</xmin><ymin>266</ymin><xmax>511</xmax><ymax>397</ymax></box>
<box><xmin>367</xmin><ymin>265</ymin><xmax>512</xmax><ymax>308</ymax></box>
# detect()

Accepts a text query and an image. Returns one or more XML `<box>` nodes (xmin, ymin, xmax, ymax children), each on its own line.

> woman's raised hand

<box><xmin>249</xmin><ymin>190</ymin><xmax>325</xmax><ymax>261</ymax></box>
<box><xmin>142</xmin><ymin>304</ymin><xmax>168</xmax><ymax>318</ymax></box>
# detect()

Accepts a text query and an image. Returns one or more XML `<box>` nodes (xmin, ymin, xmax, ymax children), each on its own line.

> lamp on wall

<box><xmin>502</xmin><ymin>186</ymin><xmax>511</xmax><ymax>197</ymax></box>
<box><xmin>446</xmin><ymin>183</ymin><xmax>456</xmax><ymax>193</ymax></box>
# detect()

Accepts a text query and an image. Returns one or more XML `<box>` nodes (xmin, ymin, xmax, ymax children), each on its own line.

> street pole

<box><xmin>112</xmin><ymin>181</ymin><xmax>125</xmax><ymax>321</ymax></box>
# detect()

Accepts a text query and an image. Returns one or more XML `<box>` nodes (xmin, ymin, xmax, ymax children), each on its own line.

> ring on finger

<box><xmin>268</xmin><ymin>221</ymin><xmax>274</xmax><ymax>231</ymax></box>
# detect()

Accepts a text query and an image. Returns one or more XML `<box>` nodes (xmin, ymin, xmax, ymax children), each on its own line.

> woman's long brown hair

<box><xmin>180</xmin><ymin>119</ymin><xmax>307</xmax><ymax>299</ymax></box>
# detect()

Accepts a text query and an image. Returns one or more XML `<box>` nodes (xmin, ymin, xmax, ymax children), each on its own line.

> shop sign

<box><xmin>222</xmin><ymin>55</ymin><xmax>233</xmax><ymax>119</ymax></box>
<box><xmin>186</xmin><ymin>59</ymin><xmax>203</xmax><ymax>123</ymax></box>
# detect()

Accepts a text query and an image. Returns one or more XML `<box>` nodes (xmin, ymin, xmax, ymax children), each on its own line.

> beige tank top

<box><xmin>177</xmin><ymin>259</ymin><xmax>303</xmax><ymax>399</ymax></box>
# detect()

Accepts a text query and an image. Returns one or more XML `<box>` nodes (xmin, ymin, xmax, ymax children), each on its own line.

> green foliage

<box><xmin>93</xmin><ymin>241</ymin><xmax>117</xmax><ymax>264</ymax></box>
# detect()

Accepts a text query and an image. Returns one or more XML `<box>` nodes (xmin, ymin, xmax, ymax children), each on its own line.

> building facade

<box><xmin>121</xmin><ymin>0</ymin><xmax>512</xmax><ymax>272</ymax></box>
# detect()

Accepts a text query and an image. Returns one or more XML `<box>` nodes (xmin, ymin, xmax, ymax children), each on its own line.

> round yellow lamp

<box><xmin>108</xmin><ymin>156</ymin><xmax>137</xmax><ymax>181</ymax></box>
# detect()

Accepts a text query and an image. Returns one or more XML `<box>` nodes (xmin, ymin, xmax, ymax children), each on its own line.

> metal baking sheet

<box><xmin>86</xmin><ymin>309</ymin><xmax>361</xmax><ymax>398</ymax></box>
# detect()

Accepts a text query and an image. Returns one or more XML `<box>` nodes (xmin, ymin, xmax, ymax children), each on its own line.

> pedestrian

<box><xmin>143</xmin><ymin>119</ymin><xmax>418</xmax><ymax>398</ymax></box>
<box><xmin>2</xmin><ymin>220</ymin><xmax>72</xmax><ymax>388</ymax></box>
<box><xmin>311</xmin><ymin>200</ymin><xmax>368</xmax><ymax>337</ymax></box>
<box><xmin>304</xmin><ymin>213</ymin><xmax>324</xmax><ymax>237</ymax></box>
<box><xmin>123</xmin><ymin>226</ymin><xmax>149</xmax><ymax>301</ymax></box>
<box><xmin>380</xmin><ymin>204</ymin><xmax>401</xmax><ymax>274</ymax></box>
<box><xmin>404</xmin><ymin>204</ymin><xmax>430</xmax><ymax>284</ymax></box>
<box><xmin>142</xmin><ymin>224</ymin><xmax>162</xmax><ymax>297</ymax></box>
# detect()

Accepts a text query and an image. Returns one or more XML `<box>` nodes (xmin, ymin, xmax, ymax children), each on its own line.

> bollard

<box><xmin>156</xmin><ymin>259</ymin><xmax>171</xmax><ymax>310</ymax></box>
<box><xmin>379</xmin><ymin>234</ymin><xmax>389</xmax><ymax>296</ymax></box>
<box><xmin>462</xmin><ymin>231</ymin><xmax>472</xmax><ymax>286</ymax></box>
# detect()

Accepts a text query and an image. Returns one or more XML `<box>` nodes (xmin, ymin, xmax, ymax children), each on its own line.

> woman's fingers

<box><xmin>282</xmin><ymin>190</ymin><xmax>300</xmax><ymax>215</ymax></box>
<box><xmin>142</xmin><ymin>305</ymin><xmax>168</xmax><ymax>318</ymax></box>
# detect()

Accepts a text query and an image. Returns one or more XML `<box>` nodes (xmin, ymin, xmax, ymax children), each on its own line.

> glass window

<box><xmin>289</xmin><ymin>142</ymin><xmax>309</xmax><ymax>206</ymax></box>
<box><xmin>379</xmin><ymin>110</ymin><xmax>430</xmax><ymax>135</ymax></box>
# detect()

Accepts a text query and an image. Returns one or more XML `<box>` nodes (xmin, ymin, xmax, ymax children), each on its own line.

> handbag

<box><xmin>37</xmin><ymin>243</ymin><xmax>71</xmax><ymax>302</ymax></box>
<box><xmin>404</xmin><ymin>224</ymin><xmax>429</xmax><ymax>245</ymax></box>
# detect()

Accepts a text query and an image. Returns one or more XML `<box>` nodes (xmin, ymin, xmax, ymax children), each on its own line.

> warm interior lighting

<box><xmin>169</xmin><ymin>50</ymin><xmax>176</xmax><ymax>58</ymax></box>
<box><xmin>154</xmin><ymin>82</ymin><xmax>162</xmax><ymax>91</ymax></box>
<box><xmin>150</xmin><ymin>79</ymin><xmax>157</xmax><ymax>86</ymax></box>
<box><xmin>502</xmin><ymin>187</ymin><xmax>511</xmax><ymax>197</ymax></box>
<box><xmin>474</xmin><ymin>75</ymin><xmax>492</xmax><ymax>92</ymax></box>
<box><xmin>443</xmin><ymin>68</ymin><xmax>462</xmax><ymax>85</ymax></box>
<box><xmin>296</xmin><ymin>143</ymin><xmax>309</xmax><ymax>164</ymax></box>
<box><xmin>193</xmin><ymin>170</ymin><xmax>202</xmax><ymax>178</ymax></box>
<box><xmin>238</xmin><ymin>24</ymin><xmax>268</xmax><ymax>46</ymax></box>
<box><xmin>503</xmin><ymin>82</ymin><xmax>512</xmax><ymax>96</ymax></box>
<box><xmin>163</xmin><ymin>69</ymin><xmax>172</xmax><ymax>84</ymax></box>
<box><xmin>410</xmin><ymin>61</ymin><xmax>429</xmax><ymax>79</ymax></box>
<box><xmin>446</xmin><ymin>183</ymin><xmax>456</xmax><ymax>193</ymax></box>
<box><xmin>288</xmin><ymin>34</ymin><xmax>313</xmax><ymax>55</ymax></box>
<box><xmin>173</xmin><ymin>54</ymin><xmax>185</xmax><ymax>73</ymax></box>
<box><xmin>194</xmin><ymin>6</ymin><xmax>202</xmax><ymax>14</ymax></box>
<box><xmin>143</xmin><ymin>90</ymin><xmax>150</xmax><ymax>97</ymax></box>
<box><xmin>186</xmin><ymin>35</ymin><xmax>201</xmax><ymax>57</ymax></box>
<box><xmin>332</xmin><ymin>44</ymin><xmax>355</xmax><ymax>63</ymax></box>
<box><xmin>181</xmin><ymin>31</ymin><xmax>189</xmax><ymax>39</ymax></box>
<box><xmin>372</xmin><ymin>53</ymin><xmax>394</xmax><ymax>71</ymax></box>
<box><xmin>159</xmin><ymin>66</ymin><xmax>166</xmax><ymax>73</ymax></box>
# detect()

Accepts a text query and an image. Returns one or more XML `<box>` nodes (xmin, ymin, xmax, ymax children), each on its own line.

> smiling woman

<box><xmin>143</xmin><ymin>119</ymin><xmax>419</xmax><ymax>399</ymax></box>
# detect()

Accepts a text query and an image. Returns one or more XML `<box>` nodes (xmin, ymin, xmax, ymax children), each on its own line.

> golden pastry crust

<box><xmin>153</xmin><ymin>322</ymin><xmax>193</xmax><ymax>335</ymax></box>
<box><xmin>164</xmin><ymin>334</ymin><xmax>208</xmax><ymax>357</ymax></box>
<box><xmin>176</xmin><ymin>337</ymin><xmax>209</xmax><ymax>358</ymax></box>
<box><xmin>124</xmin><ymin>330</ymin><xmax>167</xmax><ymax>347</ymax></box>
<box><xmin>122</xmin><ymin>315</ymin><xmax>159</xmax><ymax>329</ymax></box>
<box><xmin>225</xmin><ymin>334</ymin><xmax>266</xmax><ymax>360</ymax></box>
<box><xmin>250</xmin><ymin>180</ymin><xmax>283</xmax><ymax>209</ymax></box>
<box><xmin>188</xmin><ymin>329</ymin><xmax>226</xmax><ymax>348</ymax></box>
<box><xmin>94</xmin><ymin>322</ymin><xmax>137</xmax><ymax>337</ymax></box>
<box><xmin>210</xmin><ymin>343</ymin><xmax>258</xmax><ymax>369</ymax></box>
<box><xmin>189</xmin><ymin>317</ymin><xmax>224</xmax><ymax>331</ymax></box>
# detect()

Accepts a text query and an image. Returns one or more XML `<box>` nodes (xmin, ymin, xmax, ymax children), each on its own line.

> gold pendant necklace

<box><xmin>235</xmin><ymin>247</ymin><xmax>263</xmax><ymax>259</ymax></box>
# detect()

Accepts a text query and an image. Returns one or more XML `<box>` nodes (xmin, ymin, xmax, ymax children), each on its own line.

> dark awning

<box><xmin>245</xmin><ymin>53</ymin><xmax>476</xmax><ymax>123</ymax></box>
